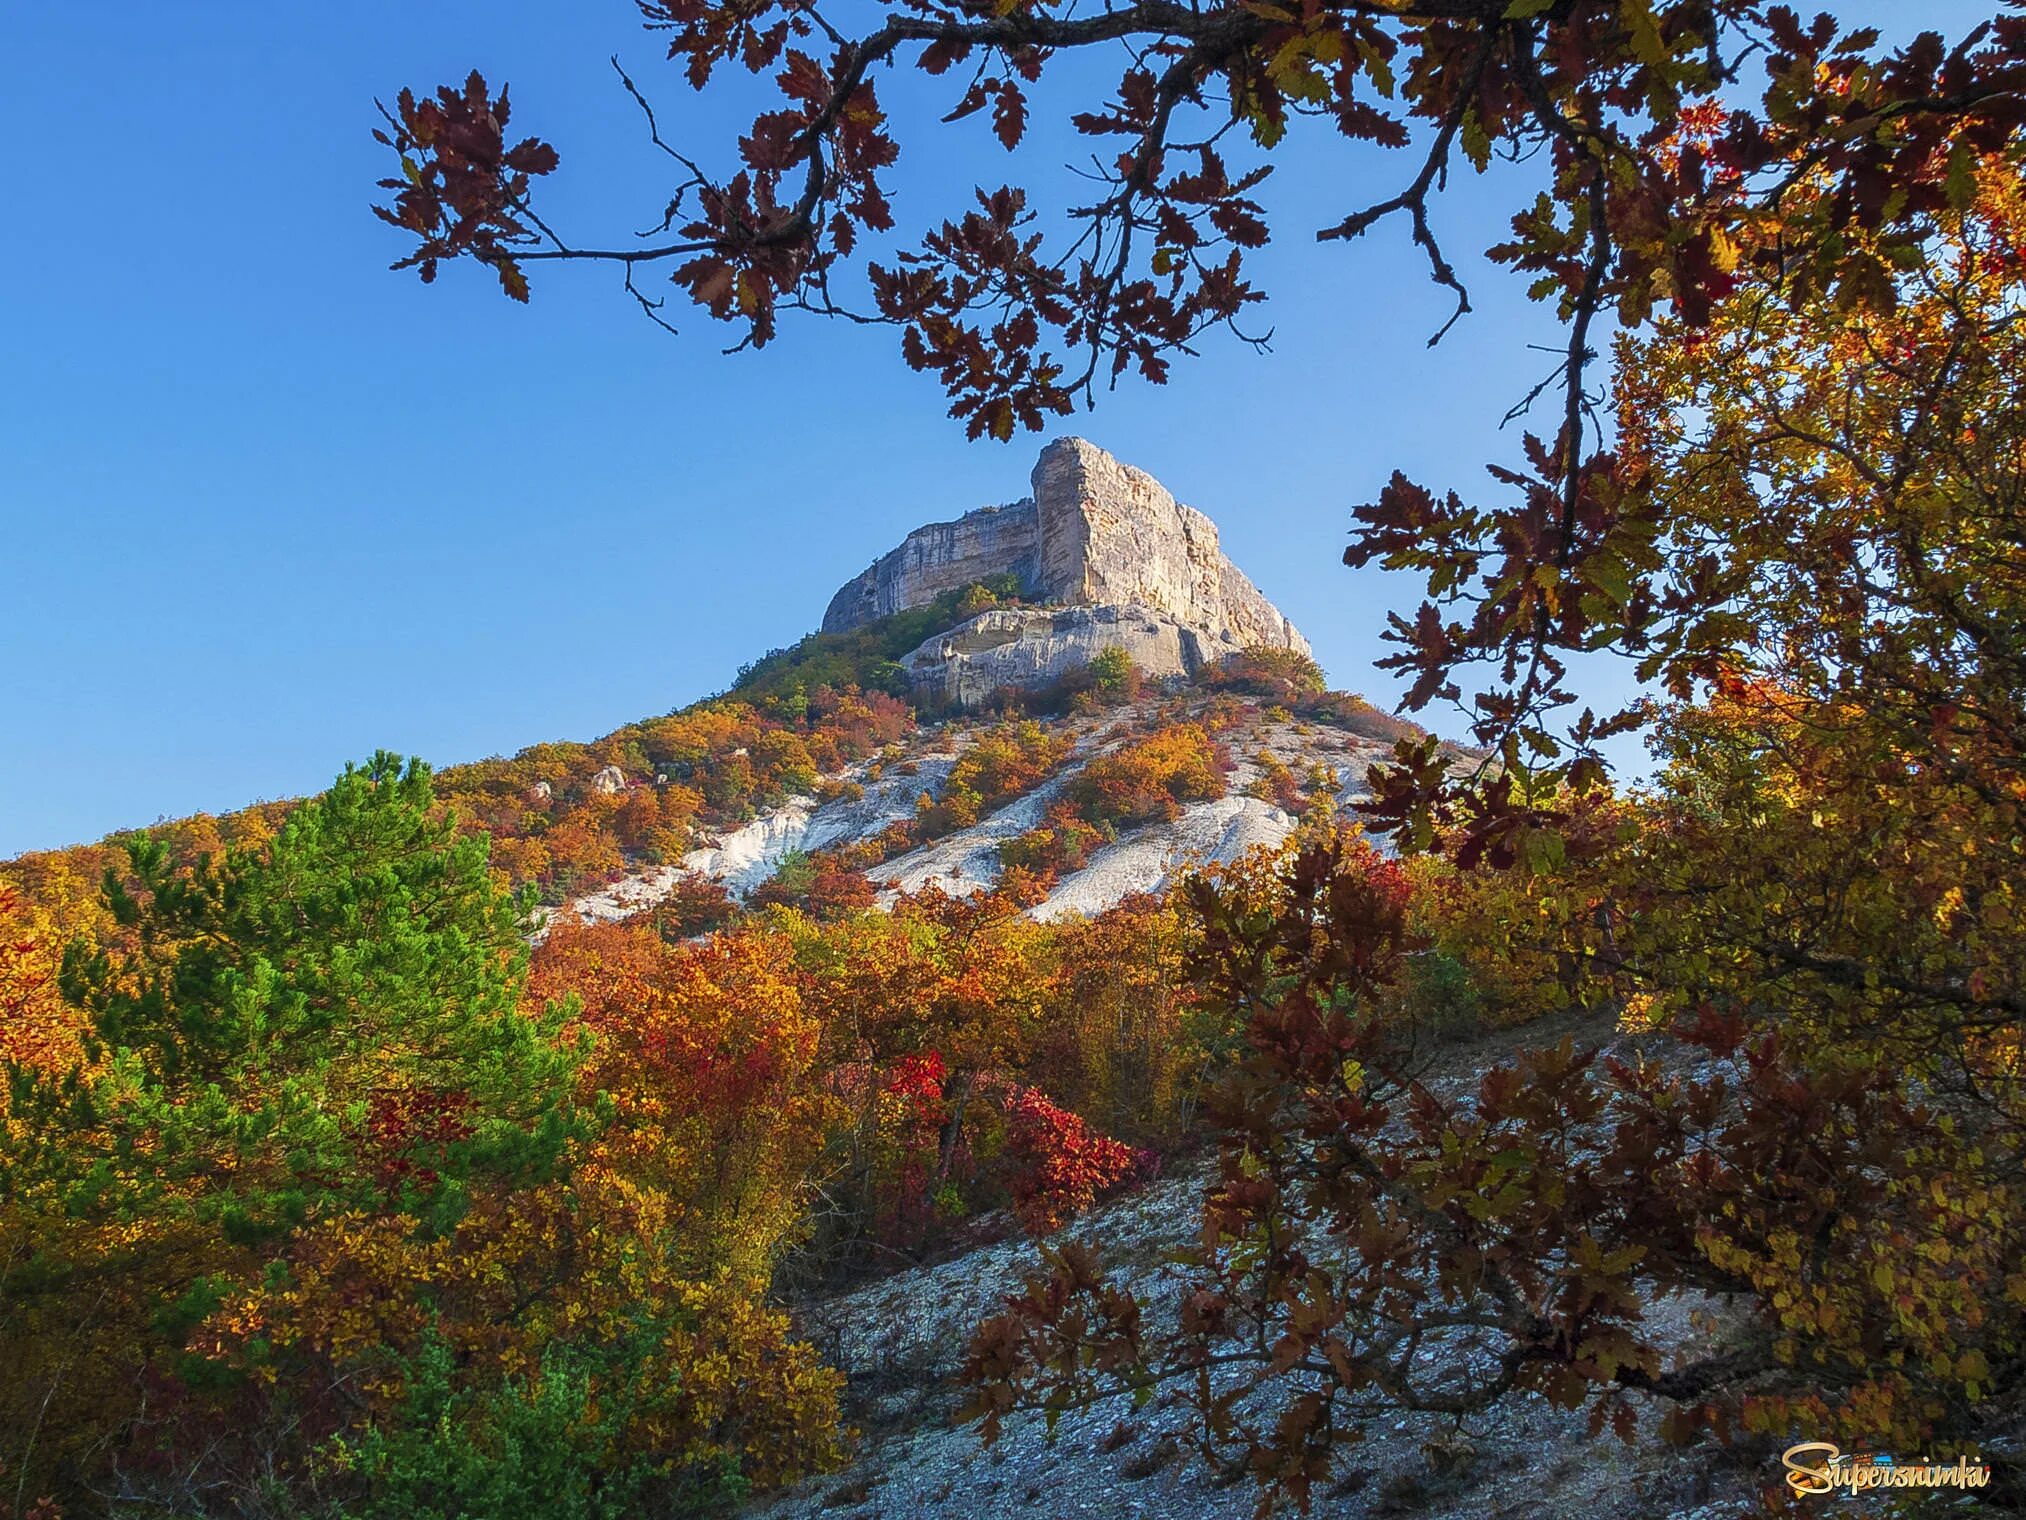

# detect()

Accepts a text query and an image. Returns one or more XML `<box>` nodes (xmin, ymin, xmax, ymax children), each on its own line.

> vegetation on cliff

<box><xmin>731</xmin><ymin>574</ymin><xmax>1030</xmax><ymax>713</ymax></box>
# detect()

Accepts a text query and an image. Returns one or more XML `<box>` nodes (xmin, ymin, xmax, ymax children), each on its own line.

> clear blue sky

<box><xmin>0</xmin><ymin>3</ymin><xmax>1980</xmax><ymax>857</ymax></box>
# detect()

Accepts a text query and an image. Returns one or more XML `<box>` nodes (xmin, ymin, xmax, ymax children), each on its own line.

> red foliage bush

<box><xmin>1002</xmin><ymin>1086</ymin><xmax>1153</xmax><ymax>1235</ymax></box>
<box><xmin>652</xmin><ymin>873</ymin><xmax>738</xmax><ymax>938</ymax></box>
<box><xmin>363</xmin><ymin>1087</ymin><xmax>474</xmax><ymax>1197</ymax></box>
<box><xmin>804</xmin><ymin>865</ymin><xmax>878</xmax><ymax>918</ymax></box>
<box><xmin>878</xmin><ymin>1051</ymin><xmax>958</xmax><ymax>1239</ymax></box>
<box><xmin>1245</xmin><ymin>751</ymin><xmax>1307</xmax><ymax>814</ymax></box>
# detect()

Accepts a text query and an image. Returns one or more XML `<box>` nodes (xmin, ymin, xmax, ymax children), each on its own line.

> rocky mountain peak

<box><xmin>821</xmin><ymin>441</ymin><xmax>1309</xmax><ymax>705</ymax></box>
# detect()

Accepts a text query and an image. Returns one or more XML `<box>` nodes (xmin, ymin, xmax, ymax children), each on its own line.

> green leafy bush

<box><xmin>323</xmin><ymin>1331</ymin><xmax>742</xmax><ymax>1520</ymax></box>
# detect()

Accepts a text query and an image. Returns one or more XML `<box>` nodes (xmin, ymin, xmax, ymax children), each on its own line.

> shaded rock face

<box><xmin>902</xmin><ymin>603</ymin><xmax>1240</xmax><ymax>709</ymax></box>
<box><xmin>821</xmin><ymin>501</ymin><xmax>1038</xmax><ymax>633</ymax></box>
<box><xmin>820</xmin><ymin>440</ymin><xmax>1310</xmax><ymax>675</ymax></box>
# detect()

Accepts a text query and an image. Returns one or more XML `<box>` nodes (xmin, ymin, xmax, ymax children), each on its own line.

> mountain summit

<box><xmin>822</xmin><ymin>439</ymin><xmax>1310</xmax><ymax>707</ymax></box>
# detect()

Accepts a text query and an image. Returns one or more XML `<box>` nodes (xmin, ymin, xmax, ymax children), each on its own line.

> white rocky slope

<box><xmin>747</xmin><ymin>1012</ymin><xmax>1764</xmax><ymax>1520</ymax></box>
<box><xmin>538</xmin><ymin>707</ymin><xmax>1394</xmax><ymax>938</ymax></box>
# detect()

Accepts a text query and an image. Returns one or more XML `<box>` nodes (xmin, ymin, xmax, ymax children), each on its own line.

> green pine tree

<box><xmin>51</xmin><ymin>750</ymin><xmax>585</xmax><ymax>1241</ymax></box>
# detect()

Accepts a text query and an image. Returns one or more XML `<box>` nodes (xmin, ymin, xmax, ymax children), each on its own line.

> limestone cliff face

<box><xmin>820</xmin><ymin>439</ymin><xmax>1310</xmax><ymax>659</ymax></box>
<box><xmin>821</xmin><ymin>501</ymin><xmax>1039</xmax><ymax>633</ymax></box>
<box><xmin>1028</xmin><ymin>439</ymin><xmax>1309</xmax><ymax>655</ymax></box>
<box><xmin>900</xmin><ymin>604</ymin><xmax>1217</xmax><ymax>709</ymax></box>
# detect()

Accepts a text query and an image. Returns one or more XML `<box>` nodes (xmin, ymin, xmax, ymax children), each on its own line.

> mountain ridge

<box><xmin>4</xmin><ymin>441</ymin><xmax>1412</xmax><ymax>943</ymax></box>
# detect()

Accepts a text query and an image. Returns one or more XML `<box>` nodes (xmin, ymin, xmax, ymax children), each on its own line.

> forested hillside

<box><xmin>7</xmin><ymin>0</ymin><xmax>2026</xmax><ymax>1516</ymax></box>
<box><xmin>0</xmin><ymin>604</ymin><xmax>1491</xmax><ymax>1517</ymax></box>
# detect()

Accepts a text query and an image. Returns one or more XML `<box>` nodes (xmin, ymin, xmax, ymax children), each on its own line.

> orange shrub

<box><xmin>1066</xmin><ymin>723</ymin><xmax>1228</xmax><ymax>831</ymax></box>
<box><xmin>915</xmin><ymin>722</ymin><xmax>1071</xmax><ymax>838</ymax></box>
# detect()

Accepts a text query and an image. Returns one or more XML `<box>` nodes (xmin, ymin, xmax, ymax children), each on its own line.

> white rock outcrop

<box><xmin>1033</xmin><ymin>795</ymin><xmax>1297</xmax><ymax>921</ymax></box>
<box><xmin>1030</xmin><ymin>438</ymin><xmax>1308</xmax><ymax>655</ymax></box>
<box><xmin>821</xmin><ymin>440</ymin><xmax>1310</xmax><ymax>677</ymax></box>
<box><xmin>899</xmin><ymin>604</ymin><xmax>1215</xmax><ymax>708</ymax></box>
<box><xmin>822</xmin><ymin>502</ymin><xmax>1038</xmax><ymax>632</ymax></box>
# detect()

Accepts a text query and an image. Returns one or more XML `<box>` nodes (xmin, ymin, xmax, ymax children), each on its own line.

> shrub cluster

<box><xmin>912</xmin><ymin>722</ymin><xmax>1072</xmax><ymax>836</ymax></box>
<box><xmin>731</xmin><ymin>575</ymin><xmax>1027</xmax><ymax>712</ymax></box>
<box><xmin>998</xmin><ymin>722</ymin><xmax>1230</xmax><ymax>883</ymax></box>
<box><xmin>0</xmin><ymin>757</ymin><xmax>844</xmax><ymax>1517</ymax></box>
<box><xmin>1197</xmin><ymin>646</ymin><xmax>1327</xmax><ymax>702</ymax></box>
